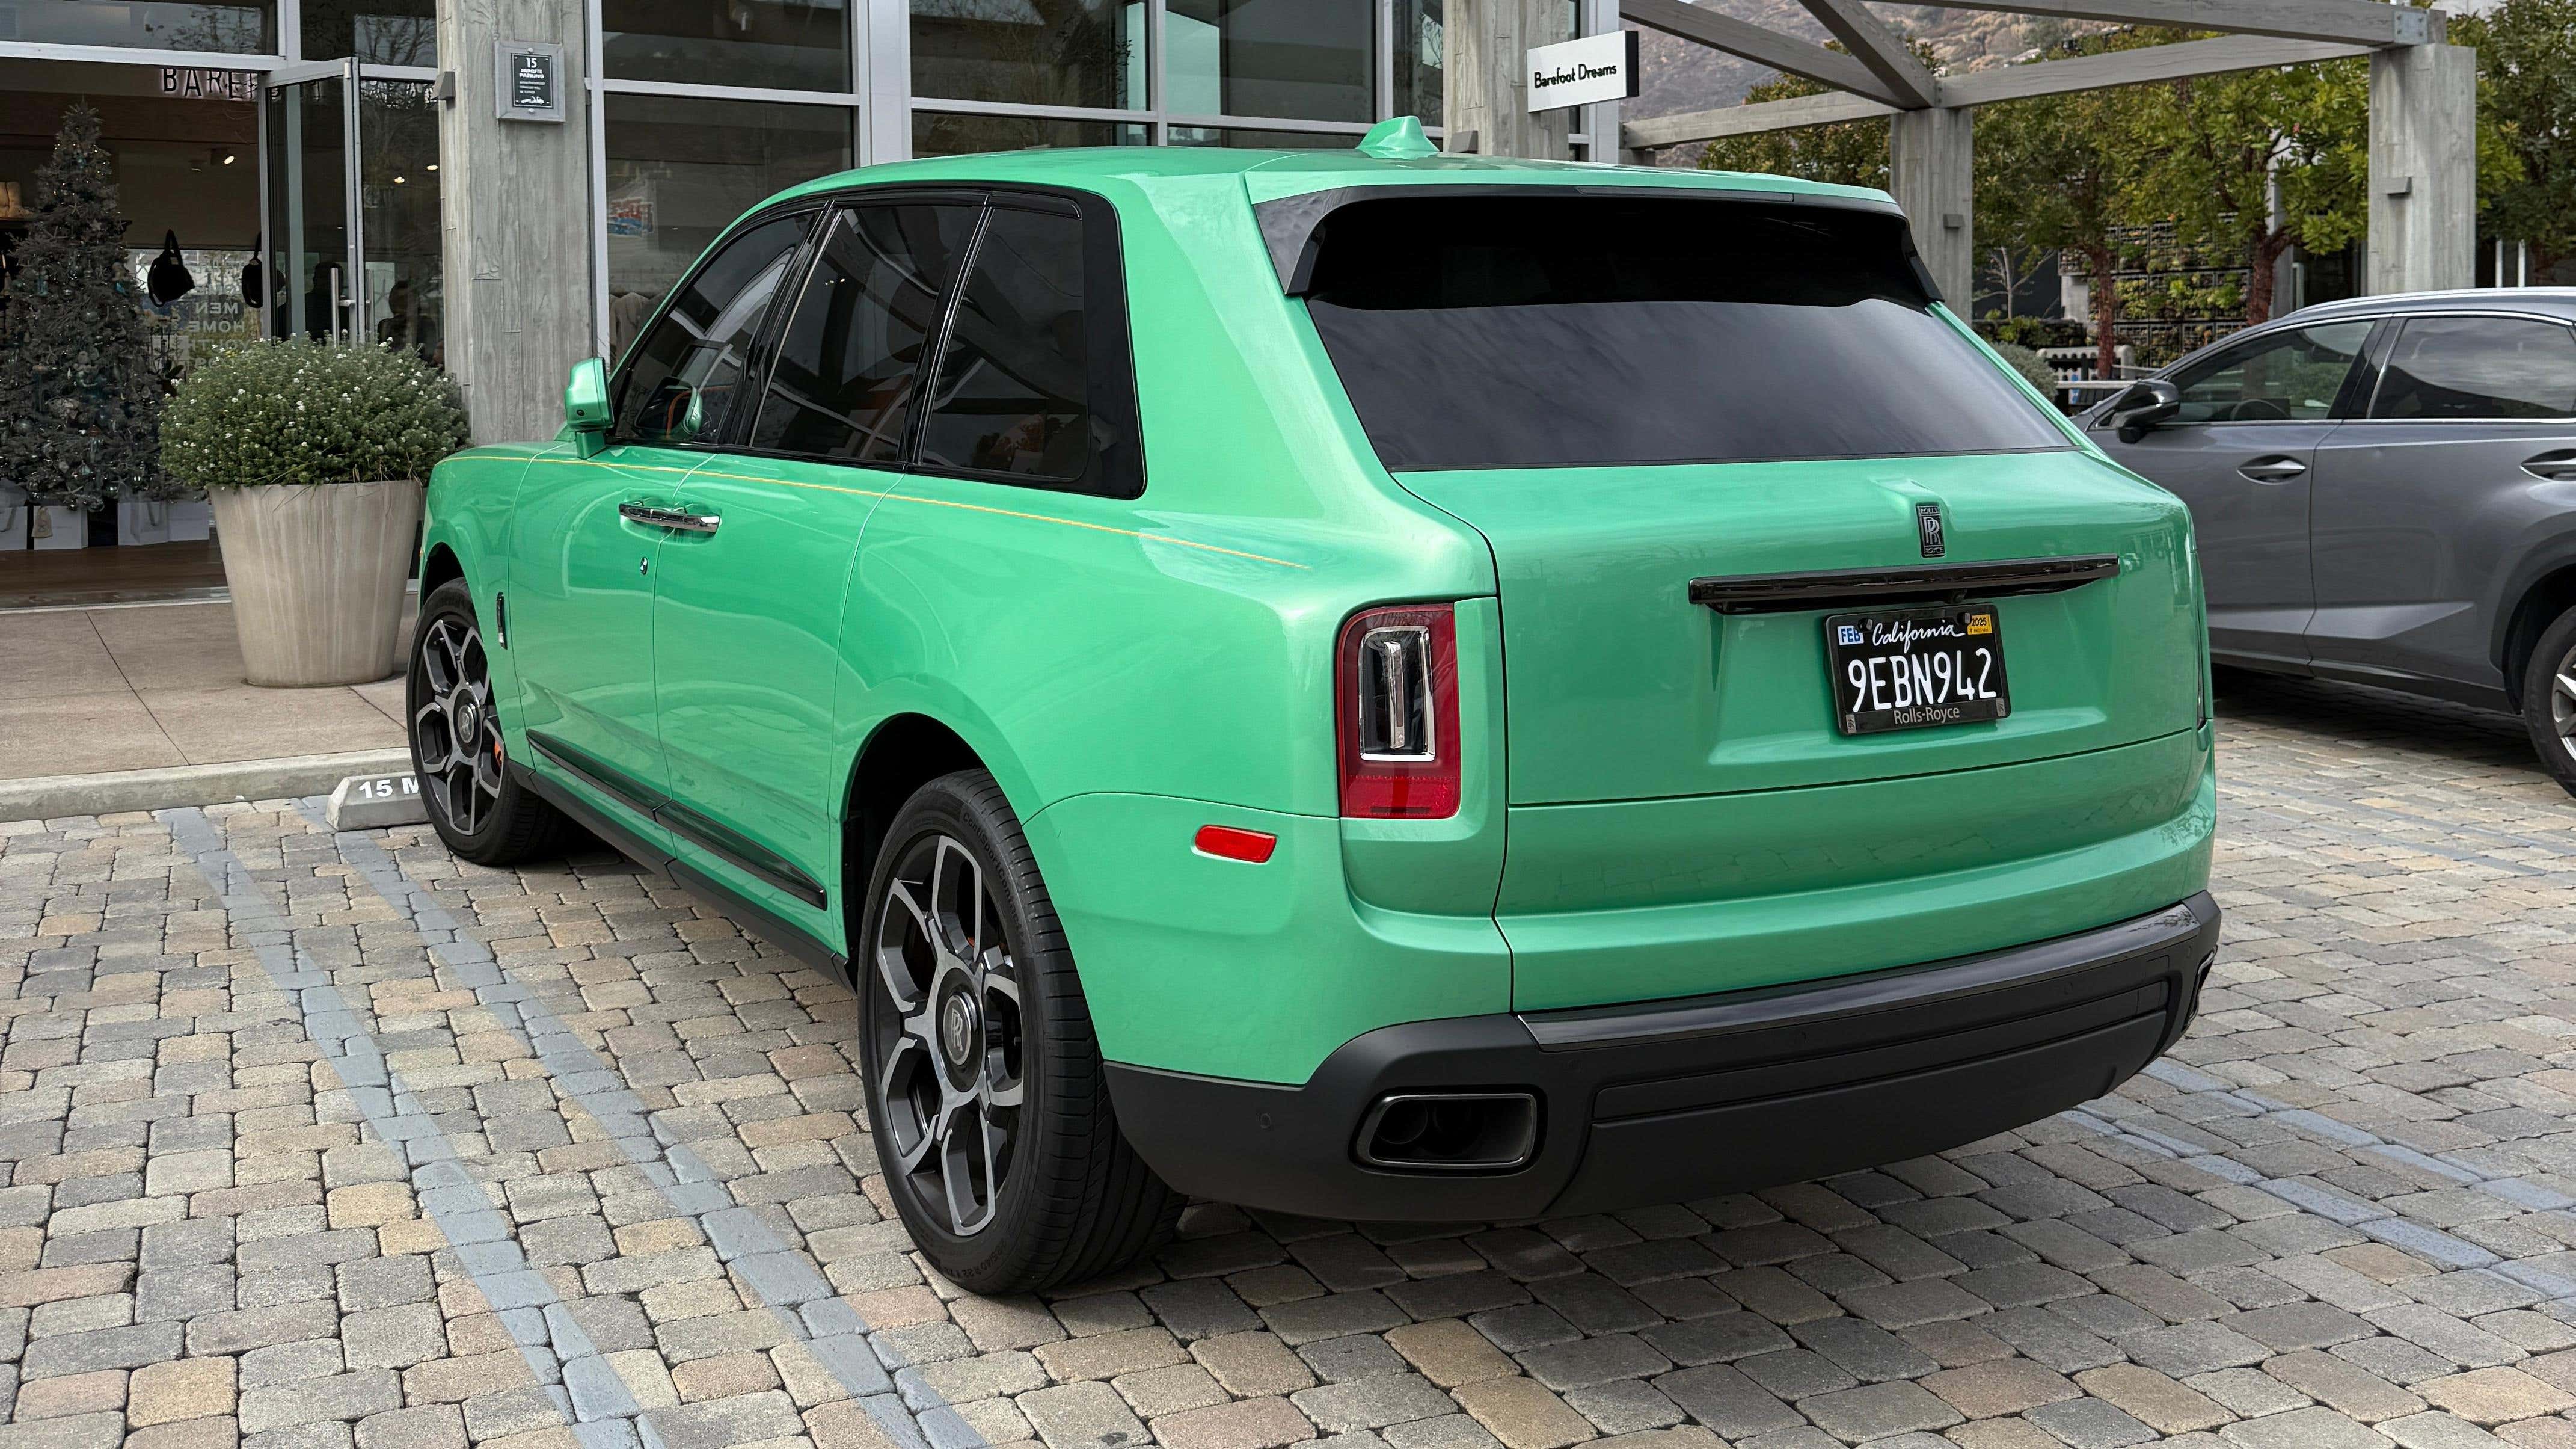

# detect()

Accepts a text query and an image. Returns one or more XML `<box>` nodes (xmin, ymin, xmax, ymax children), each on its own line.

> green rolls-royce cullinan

<box><xmin>409</xmin><ymin>120</ymin><xmax>2219</xmax><ymax>1293</ymax></box>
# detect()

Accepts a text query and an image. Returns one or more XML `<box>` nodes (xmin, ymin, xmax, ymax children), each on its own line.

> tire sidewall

<box><xmin>408</xmin><ymin>580</ymin><xmax>511</xmax><ymax>855</ymax></box>
<box><xmin>857</xmin><ymin>776</ymin><xmax>1060</xmax><ymax>1288</ymax></box>
<box><xmin>2523</xmin><ymin>606</ymin><xmax>2576</xmax><ymax>796</ymax></box>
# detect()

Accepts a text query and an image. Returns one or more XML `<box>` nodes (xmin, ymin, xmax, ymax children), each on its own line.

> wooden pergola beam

<box><xmin>1619</xmin><ymin>0</ymin><xmax>1909</xmax><ymax>107</ymax></box>
<box><xmin>1622</xmin><ymin>32</ymin><xmax>2379</xmax><ymax>150</ymax></box>
<box><xmin>1796</xmin><ymin>0</ymin><xmax>1940</xmax><ymax>109</ymax></box>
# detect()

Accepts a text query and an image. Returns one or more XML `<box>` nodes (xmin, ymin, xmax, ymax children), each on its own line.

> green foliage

<box><xmin>2458</xmin><ymin>0</ymin><xmax>2576</xmax><ymax>269</ymax></box>
<box><xmin>0</xmin><ymin>103</ymin><xmax>165</xmax><ymax>509</ymax></box>
<box><xmin>1988</xmin><ymin>340</ymin><xmax>2062</xmax><ymax>397</ymax></box>
<box><xmin>1980</xmin><ymin>315</ymin><xmax>2085</xmax><ymax>350</ymax></box>
<box><xmin>161</xmin><ymin>339</ymin><xmax>469</xmax><ymax>490</ymax></box>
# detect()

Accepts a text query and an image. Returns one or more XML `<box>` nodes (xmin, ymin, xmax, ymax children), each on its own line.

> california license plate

<box><xmin>1825</xmin><ymin>603</ymin><xmax>2011</xmax><ymax>735</ymax></box>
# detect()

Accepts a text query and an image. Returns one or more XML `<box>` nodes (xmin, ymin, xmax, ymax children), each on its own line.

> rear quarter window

<box><xmin>1294</xmin><ymin>194</ymin><xmax>2070</xmax><ymax>472</ymax></box>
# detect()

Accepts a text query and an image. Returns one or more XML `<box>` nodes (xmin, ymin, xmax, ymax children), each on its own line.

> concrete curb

<box><xmin>0</xmin><ymin>749</ymin><xmax>413</xmax><ymax>823</ymax></box>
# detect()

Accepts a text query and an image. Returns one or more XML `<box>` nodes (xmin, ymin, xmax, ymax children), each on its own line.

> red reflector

<box><xmin>1193</xmin><ymin>825</ymin><xmax>1277</xmax><ymax>863</ymax></box>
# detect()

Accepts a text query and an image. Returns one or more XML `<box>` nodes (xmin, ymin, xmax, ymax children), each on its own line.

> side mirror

<box><xmin>565</xmin><ymin>357</ymin><xmax>612</xmax><ymax>457</ymax></box>
<box><xmin>2102</xmin><ymin>378</ymin><xmax>2182</xmax><ymax>444</ymax></box>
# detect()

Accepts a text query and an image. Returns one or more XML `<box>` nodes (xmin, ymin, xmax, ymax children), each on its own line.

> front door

<box><xmin>260</xmin><ymin>60</ymin><xmax>441</xmax><ymax>351</ymax></box>
<box><xmin>651</xmin><ymin>198</ymin><xmax>983</xmax><ymax>934</ymax></box>
<box><xmin>2090</xmin><ymin>319</ymin><xmax>2374</xmax><ymax>671</ymax></box>
<box><xmin>506</xmin><ymin>209</ymin><xmax>818</xmax><ymax>826</ymax></box>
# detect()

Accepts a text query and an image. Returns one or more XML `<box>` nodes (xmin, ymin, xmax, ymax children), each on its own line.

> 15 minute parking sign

<box><xmin>1526</xmin><ymin>30</ymin><xmax>1640</xmax><ymax>113</ymax></box>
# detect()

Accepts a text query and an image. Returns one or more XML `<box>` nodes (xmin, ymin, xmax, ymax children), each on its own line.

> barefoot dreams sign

<box><xmin>1526</xmin><ymin>30</ymin><xmax>1639</xmax><ymax>113</ymax></box>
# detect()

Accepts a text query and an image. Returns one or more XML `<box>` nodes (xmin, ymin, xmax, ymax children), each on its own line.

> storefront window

<box><xmin>1396</xmin><ymin>0</ymin><xmax>1442</xmax><ymax>124</ymax></box>
<box><xmin>1165</xmin><ymin>0</ymin><xmax>1372</xmax><ymax>123</ymax></box>
<box><xmin>912</xmin><ymin>0</ymin><xmax>1144</xmax><ymax>112</ymax></box>
<box><xmin>601</xmin><ymin>0</ymin><xmax>850</xmax><ymax>91</ymax></box>
<box><xmin>1167</xmin><ymin>126</ymin><xmax>1352</xmax><ymax>149</ymax></box>
<box><xmin>912</xmin><ymin>113</ymin><xmax>1145</xmax><ymax>158</ymax></box>
<box><xmin>2</xmin><ymin>61</ymin><xmax>260</xmax><ymax>364</ymax></box>
<box><xmin>603</xmin><ymin>94</ymin><xmax>852</xmax><ymax>361</ymax></box>
<box><xmin>302</xmin><ymin>0</ymin><xmax>437</xmax><ymax>66</ymax></box>
<box><xmin>10</xmin><ymin>0</ymin><xmax>273</xmax><ymax>54</ymax></box>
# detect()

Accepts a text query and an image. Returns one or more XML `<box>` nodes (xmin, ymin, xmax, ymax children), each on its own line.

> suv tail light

<box><xmin>1337</xmin><ymin>605</ymin><xmax>1461</xmax><ymax>819</ymax></box>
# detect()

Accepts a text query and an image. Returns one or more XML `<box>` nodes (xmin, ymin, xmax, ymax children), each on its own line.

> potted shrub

<box><xmin>161</xmin><ymin>339</ymin><xmax>469</xmax><ymax>686</ymax></box>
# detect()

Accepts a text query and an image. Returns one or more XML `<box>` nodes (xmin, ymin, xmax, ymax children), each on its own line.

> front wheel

<box><xmin>857</xmin><ymin>771</ymin><xmax>1179</xmax><ymax>1293</ymax></box>
<box><xmin>408</xmin><ymin>580</ymin><xmax>581</xmax><ymax>864</ymax></box>
<box><xmin>2521</xmin><ymin>603</ymin><xmax>2576</xmax><ymax>800</ymax></box>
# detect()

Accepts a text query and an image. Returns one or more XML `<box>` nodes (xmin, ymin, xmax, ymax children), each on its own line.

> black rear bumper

<box><xmin>1105</xmin><ymin>894</ymin><xmax>2219</xmax><ymax>1221</ymax></box>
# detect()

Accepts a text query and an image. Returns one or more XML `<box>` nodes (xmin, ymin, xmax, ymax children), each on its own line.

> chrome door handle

<box><xmin>2239</xmin><ymin>457</ymin><xmax>2307</xmax><ymax>482</ymax></box>
<box><xmin>2525</xmin><ymin>452</ymin><xmax>2576</xmax><ymax>482</ymax></box>
<box><xmin>618</xmin><ymin>502</ymin><xmax>721</xmax><ymax>534</ymax></box>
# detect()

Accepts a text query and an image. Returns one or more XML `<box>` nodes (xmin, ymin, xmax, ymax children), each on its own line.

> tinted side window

<box><xmin>2370</xmin><ymin>316</ymin><xmax>2576</xmax><ymax>420</ymax></box>
<box><xmin>918</xmin><ymin>206</ymin><xmax>1093</xmax><ymax>482</ymax></box>
<box><xmin>2168</xmin><ymin>321</ymin><xmax>2372</xmax><ymax>424</ymax></box>
<box><xmin>750</xmin><ymin>203</ymin><xmax>981</xmax><ymax>462</ymax></box>
<box><xmin>615</xmin><ymin>213</ymin><xmax>811</xmax><ymax>446</ymax></box>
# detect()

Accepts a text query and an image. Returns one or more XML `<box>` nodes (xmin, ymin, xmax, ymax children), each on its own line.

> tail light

<box><xmin>1336</xmin><ymin>604</ymin><xmax>1461</xmax><ymax>819</ymax></box>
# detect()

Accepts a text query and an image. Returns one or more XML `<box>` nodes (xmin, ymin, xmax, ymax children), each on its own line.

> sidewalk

<box><xmin>0</xmin><ymin>599</ymin><xmax>414</xmax><ymax>816</ymax></box>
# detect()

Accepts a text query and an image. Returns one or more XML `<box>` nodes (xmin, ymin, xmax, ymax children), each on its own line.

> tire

<box><xmin>2522</xmin><ymin>603</ymin><xmax>2576</xmax><ymax>800</ymax></box>
<box><xmin>857</xmin><ymin>770</ymin><xmax>1181</xmax><ymax>1293</ymax></box>
<box><xmin>408</xmin><ymin>579</ymin><xmax>582</xmax><ymax>865</ymax></box>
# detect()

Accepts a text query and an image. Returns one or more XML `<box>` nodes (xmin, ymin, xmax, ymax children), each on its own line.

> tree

<box><xmin>2126</xmin><ymin>57</ymin><xmax>2366</xmax><ymax>324</ymax></box>
<box><xmin>1976</xmin><ymin>34</ymin><xmax>2167</xmax><ymax>378</ymax></box>
<box><xmin>0</xmin><ymin>104</ymin><xmax>162</xmax><ymax>512</ymax></box>
<box><xmin>2457</xmin><ymin>0</ymin><xmax>2576</xmax><ymax>274</ymax></box>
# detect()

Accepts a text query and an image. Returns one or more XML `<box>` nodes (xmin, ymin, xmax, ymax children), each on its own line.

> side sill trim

<box><xmin>527</xmin><ymin>730</ymin><xmax>826</xmax><ymax>909</ymax></box>
<box><xmin>512</xmin><ymin>762</ymin><xmax>851</xmax><ymax>985</ymax></box>
<box><xmin>1689</xmin><ymin>555</ymin><xmax>2121</xmax><ymax>615</ymax></box>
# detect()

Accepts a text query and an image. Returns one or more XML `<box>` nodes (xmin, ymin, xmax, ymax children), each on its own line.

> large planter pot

<box><xmin>209</xmin><ymin>479</ymin><xmax>423</xmax><ymax>686</ymax></box>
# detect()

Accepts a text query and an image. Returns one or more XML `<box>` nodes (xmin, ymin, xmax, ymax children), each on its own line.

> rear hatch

<box><xmin>1293</xmin><ymin>186</ymin><xmax>2207</xmax><ymax>1008</ymax></box>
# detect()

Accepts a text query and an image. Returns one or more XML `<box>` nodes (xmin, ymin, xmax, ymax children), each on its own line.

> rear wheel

<box><xmin>857</xmin><ymin>770</ymin><xmax>1179</xmax><ymax>1293</ymax></box>
<box><xmin>2519</xmin><ymin>603</ymin><xmax>2576</xmax><ymax>799</ymax></box>
<box><xmin>409</xmin><ymin>580</ymin><xmax>581</xmax><ymax>864</ymax></box>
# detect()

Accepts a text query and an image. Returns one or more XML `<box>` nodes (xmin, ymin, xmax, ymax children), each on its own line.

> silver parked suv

<box><xmin>2087</xmin><ymin>289</ymin><xmax>2576</xmax><ymax>793</ymax></box>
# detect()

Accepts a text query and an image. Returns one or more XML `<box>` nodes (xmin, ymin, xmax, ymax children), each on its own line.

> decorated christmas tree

<box><xmin>0</xmin><ymin>103</ymin><xmax>163</xmax><ymax>511</ymax></box>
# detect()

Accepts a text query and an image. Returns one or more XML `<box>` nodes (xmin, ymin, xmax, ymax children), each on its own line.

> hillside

<box><xmin>1626</xmin><ymin>2</ymin><xmax>2102</xmax><ymax>123</ymax></box>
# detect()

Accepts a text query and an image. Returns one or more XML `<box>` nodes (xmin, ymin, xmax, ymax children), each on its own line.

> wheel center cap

<box><xmin>452</xmin><ymin>695</ymin><xmax>482</xmax><ymax>740</ymax></box>
<box><xmin>939</xmin><ymin>991</ymin><xmax>979</xmax><ymax>1072</ymax></box>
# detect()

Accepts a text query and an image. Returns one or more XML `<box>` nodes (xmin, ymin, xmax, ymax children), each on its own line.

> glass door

<box><xmin>261</xmin><ymin>59</ymin><xmax>441</xmax><ymax>357</ymax></box>
<box><xmin>264</xmin><ymin>60</ymin><xmax>358</xmax><ymax>342</ymax></box>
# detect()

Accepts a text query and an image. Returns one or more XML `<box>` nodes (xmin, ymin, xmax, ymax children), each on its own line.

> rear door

<box><xmin>2089</xmin><ymin>319</ymin><xmax>2375</xmax><ymax>671</ymax></box>
<box><xmin>510</xmin><ymin>209</ymin><xmax>813</xmax><ymax>822</ymax></box>
<box><xmin>649</xmin><ymin>197</ymin><xmax>983</xmax><ymax>931</ymax></box>
<box><xmin>2309</xmin><ymin>312</ymin><xmax>2576</xmax><ymax>695</ymax></box>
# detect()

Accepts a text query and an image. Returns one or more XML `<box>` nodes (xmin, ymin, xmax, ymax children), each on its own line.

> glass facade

<box><xmin>13</xmin><ymin>0</ymin><xmax>274</xmax><ymax>52</ymax></box>
<box><xmin>912</xmin><ymin>0</ymin><xmax>1144</xmax><ymax>111</ymax></box>
<box><xmin>302</xmin><ymin>0</ymin><xmax>435</xmax><ymax>66</ymax></box>
<box><xmin>603</xmin><ymin>94</ymin><xmax>853</xmax><ymax>357</ymax></box>
<box><xmin>1165</xmin><ymin>0</ymin><xmax>1373</xmax><ymax>123</ymax></box>
<box><xmin>600</xmin><ymin>0</ymin><xmax>851</xmax><ymax>90</ymax></box>
<box><xmin>913</xmin><ymin>112</ymin><xmax>1145</xmax><ymax>158</ymax></box>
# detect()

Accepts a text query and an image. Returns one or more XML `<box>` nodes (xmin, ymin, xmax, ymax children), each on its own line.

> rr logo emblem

<box><xmin>1916</xmin><ymin>503</ymin><xmax>1946</xmax><ymax>559</ymax></box>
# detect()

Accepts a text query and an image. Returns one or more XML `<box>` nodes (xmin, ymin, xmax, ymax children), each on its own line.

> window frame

<box><xmin>717</xmin><ymin>179</ymin><xmax>1146</xmax><ymax>500</ymax></box>
<box><xmin>2352</xmin><ymin>309</ymin><xmax>2576</xmax><ymax>425</ymax></box>
<box><xmin>606</xmin><ymin>200</ymin><xmax>830</xmax><ymax>452</ymax></box>
<box><xmin>2151</xmin><ymin>317</ymin><xmax>2383</xmax><ymax>429</ymax></box>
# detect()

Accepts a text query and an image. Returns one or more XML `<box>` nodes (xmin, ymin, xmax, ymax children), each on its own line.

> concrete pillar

<box><xmin>1889</xmin><ymin>106</ymin><xmax>1973</xmax><ymax>312</ymax></box>
<box><xmin>436</xmin><ymin>0</ymin><xmax>596</xmax><ymax>444</ymax></box>
<box><xmin>2367</xmin><ymin>43</ymin><xmax>2476</xmax><ymax>296</ymax></box>
<box><xmin>1443</xmin><ymin>0</ymin><xmax>1573</xmax><ymax>159</ymax></box>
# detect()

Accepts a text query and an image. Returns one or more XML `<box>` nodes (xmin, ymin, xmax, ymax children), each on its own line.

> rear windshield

<box><xmin>1297</xmin><ymin>195</ymin><xmax>2070</xmax><ymax>472</ymax></box>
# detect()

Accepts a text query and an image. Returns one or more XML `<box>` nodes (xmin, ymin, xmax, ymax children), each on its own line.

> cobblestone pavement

<box><xmin>11</xmin><ymin>673</ymin><xmax>2576</xmax><ymax>1449</ymax></box>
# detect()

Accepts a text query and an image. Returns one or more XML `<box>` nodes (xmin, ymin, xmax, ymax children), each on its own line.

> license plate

<box><xmin>1824</xmin><ymin>603</ymin><xmax>2011</xmax><ymax>735</ymax></box>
